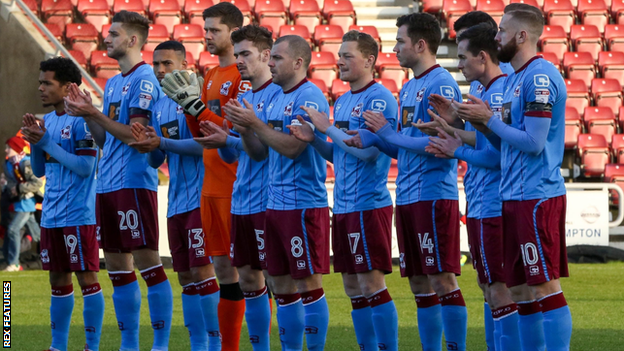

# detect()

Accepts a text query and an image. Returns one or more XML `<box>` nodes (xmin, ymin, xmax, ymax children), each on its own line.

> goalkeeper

<box><xmin>160</xmin><ymin>3</ymin><xmax>250</xmax><ymax>350</ymax></box>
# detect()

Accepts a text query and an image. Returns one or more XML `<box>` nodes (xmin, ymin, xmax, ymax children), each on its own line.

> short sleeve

<box><xmin>74</xmin><ymin>119</ymin><xmax>97</xmax><ymax>156</ymax></box>
<box><xmin>522</xmin><ymin>71</ymin><xmax>555</xmax><ymax>118</ymax></box>
<box><xmin>289</xmin><ymin>90</ymin><xmax>329</xmax><ymax>126</ymax></box>
<box><xmin>129</xmin><ymin>78</ymin><xmax>159</xmax><ymax>119</ymax></box>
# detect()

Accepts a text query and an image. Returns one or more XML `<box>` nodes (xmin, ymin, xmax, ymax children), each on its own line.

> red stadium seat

<box><xmin>578</xmin><ymin>134</ymin><xmax>610</xmax><ymax>177</ymax></box>
<box><xmin>140</xmin><ymin>50</ymin><xmax>153</xmax><ymax>65</ymax></box>
<box><xmin>376</xmin><ymin>52</ymin><xmax>407</xmax><ymax>90</ymax></box>
<box><xmin>331</xmin><ymin>78</ymin><xmax>350</xmax><ymax>101</ymax></box>
<box><xmin>220</xmin><ymin>0</ymin><xmax>253</xmax><ymax>25</ymax></box>
<box><xmin>543</xmin><ymin>0</ymin><xmax>576</xmax><ymax>30</ymax></box>
<box><xmin>510</xmin><ymin>0</ymin><xmax>540</xmax><ymax>7</ymax></box>
<box><xmin>563</xmin><ymin>52</ymin><xmax>596</xmax><ymax>87</ymax></box>
<box><xmin>279</xmin><ymin>25</ymin><xmax>313</xmax><ymax>45</ymax></box>
<box><xmin>308</xmin><ymin>51</ymin><xmax>338</xmax><ymax>92</ymax></box>
<box><xmin>569</xmin><ymin>25</ymin><xmax>604</xmax><ymax>60</ymax></box>
<box><xmin>150</xmin><ymin>0</ymin><xmax>183</xmax><ymax>35</ymax></box>
<box><xmin>43</xmin><ymin>23</ymin><xmax>64</xmax><ymax>44</ymax></box>
<box><xmin>444</xmin><ymin>0</ymin><xmax>473</xmax><ymax>39</ymax></box>
<box><xmin>611</xmin><ymin>135</ymin><xmax>624</xmax><ymax>158</ymax></box>
<box><xmin>65</xmin><ymin>50</ymin><xmax>88</xmax><ymax>70</ymax></box>
<box><xmin>41</xmin><ymin>0</ymin><xmax>74</xmax><ymax>32</ymax></box>
<box><xmin>289</xmin><ymin>0</ymin><xmax>322</xmax><ymax>35</ymax></box>
<box><xmin>77</xmin><ymin>0</ymin><xmax>111</xmax><ymax>33</ymax></box>
<box><xmin>577</xmin><ymin>0</ymin><xmax>609</xmax><ymax>31</ymax></box>
<box><xmin>599</xmin><ymin>51</ymin><xmax>624</xmax><ymax>84</ymax></box>
<box><xmin>173</xmin><ymin>24</ymin><xmax>206</xmax><ymax>61</ymax></box>
<box><xmin>326</xmin><ymin>162</ymin><xmax>335</xmax><ymax>182</ymax></box>
<box><xmin>113</xmin><ymin>0</ymin><xmax>146</xmax><ymax>17</ymax></box>
<box><xmin>375</xmin><ymin>78</ymin><xmax>399</xmax><ymax>98</ymax></box>
<box><xmin>90</xmin><ymin>50</ymin><xmax>121</xmax><ymax>79</ymax></box>
<box><xmin>143</xmin><ymin>24</ymin><xmax>170</xmax><ymax>52</ymax></box>
<box><xmin>612</xmin><ymin>0</ymin><xmax>624</xmax><ymax>23</ymax></box>
<box><xmin>476</xmin><ymin>0</ymin><xmax>505</xmax><ymax>24</ymax></box>
<box><xmin>308</xmin><ymin>78</ymin><xmax>330</xmax><ymax>100</ymax></box>
<box><xmin>322</xmin><ymin>0</ymin><xmax>356</xmax><ymax>33</ymax></box>
<box><xmin>539</xmin><ymin>51</ymin><xmax>562</xmax><ymax>70</ymax></box>
<box><xmin>388</xmin><ymin>159</ymin><xmax>398</xmax><ymax>182</ymax></box>
<box><xmin>565</xmin><ymin>106</ymin><xmax>582</xmax><ymax>149</ymax></box>
<box><xmin>22</xmin><ymin>0</ymin><xmax>39</xmax><ymax>16</ymax></box>
<box><xmin>199</xmin><ymin>52</ymin><xmax>219</xmax><ymax>74</ymax></box>
<box><xmin>349</xmin><ymin>25</ymin><xmax>382</xmax><ymax>48</ymax></box>
<box><xmin>186</xmin><ymin>52</ymin><xmax>197</xmax><ymax>72</ymax></box>
<box><xmin>93</xmin><ymin>77</ymin><xmax>108</xmax><ymax>90</ymax></box>
<box><xmin>605</xmin><ymin>25</ymin><xmax>624</xmax><ymax>52</ymax></box>
<box><xmin>422</xmin><ymin>0</ymin><xmax>444</xmax><ymax>13</ymax></box>
<box><xmin>66</xmin><ymin>23</ymin><xmax>99</xmax><ymax>61</ymax></box>
<box><xmin>591</xmin><ymin>79</ymin><xmax>623</xmax><ymax>116</ymax></box>
<box><xmin>255</xmin><ymin>0</ymin><xmax>288</xmax><ymax>36</ymax></box>
<box><xmin>566</xmin><ymin>78</ymin><xmax>591</xmax><ymax>117</ymax></box>
<box><xmin>101</xmin><ymin>23</ymin><xmax>111</xmax><ymax>39</ymax></box>
<box><xmin>584</xmin><ymin>107</ymin><xmax>617</xmax><ymax>145</ymax></box>
<box><xmin>457</xmin><ymin>160</ymin><xmax>467</xmax><ymax>181</ymax></box>
<box><xmin>314</xmin><ymin>25</ymin><xmax>344</xmax><ymax>56</ymax></box>
<box><xmin>604</xmin><ymin>163</ymin><xmax>624</xmax><ymax>203</ymax></box>
<box><xmin>539</xmin><ymin>25</ymin><xmax>569</xmax><ymax>63</ymax></box>
<box><xmin>185</xmin><ymin>0</ymin><xmax>214</xmax><ymax>25</ymax></box>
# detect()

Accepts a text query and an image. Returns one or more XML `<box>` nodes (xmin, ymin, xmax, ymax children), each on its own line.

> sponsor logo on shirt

<box><xmin>533</xmin><ymin>74</ymin><xmax>550</xmax><ymax>87</ymax></box>
<box><xmin>268</xmin><ymin>119</ymin><xmax>283</xmax><ymax>132</ymax></box>
<box><xmin>502</xmin><ymin>102</ymin><xmax>512</xmax><ymax>124</ymax></box>
<box><xmin>60</xmin><ymin>125</ymin><xmax>71</xmax><ymax>140</ymax></box>
<box><xmin>304</xmin><ymin>101</ymin><xmax>319</xmax><ymax>110</ymax></box>
<box><xmin>401</xmin><ymin>106</ymin><xmax>415</xmax><ymax>127</ymax></box>
<box><xmin>161</xmin><ymin>120</ymin><xmax>180</xmax><ymax>139</ymax></box>
<box><xmin>355</xmin><ymin>254</ymin><xmax>364</xmax><ymax>264</ymax></box>
<box><xmin>351</xmin><ymin>103</ymin><xmax>363</xmax><ymax>117</ymax></box>
<box><xmin>138</xmin><ymin>93</ymin><xmax>152</xmax><ymax>109</ymax></box>
<box><xmin>297</xmin><ymin>260</ymin><xmax>306</xmax><ymax>269</ymax></box>
<box><xmin>371</xmin><ymin>99</ymin><xmax>387</xmax><ymax>112</ymax></box>
<box><xmin>440</xmin><ymin>86</ymin><xmax>455</xmax><ymax>99</ymax></box>
<box><xmin>140</xmin><ymin>80</ymin><xmax>154</xmax><ymax>93</ymax></box>
<box><xmin>220</xmin><ymin>81</ymin><xmax>232</xmax><ymax>95</ymax></box>
<box><xmin>534</xmin><ymin>89</ymin><xmax>550</xmax><ymax>104</ymax></box>
<box><xmin>415</xmin><ymin>88</ymin><xmax>426</xmax><ymax>102</ymax></box>
<box><xmin>239</xmin><ymin>81</ymin><xmax>252</xmax><ymax>94</ymax></box>
<box><xmin>490</xmin><ymin>93</ymin><xmax>503</xmax><ymax>106</ymax></box>
<box><xmin>335</xmin><ymin>120</ymin><xmax>349</xmax><ymax>132</ymax></box>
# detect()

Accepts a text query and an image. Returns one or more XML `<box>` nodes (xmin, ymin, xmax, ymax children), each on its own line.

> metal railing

<box><xmin>7</xmin><ymin>0</ymin><xmax>104</xmax><ymax>107</ymax></box>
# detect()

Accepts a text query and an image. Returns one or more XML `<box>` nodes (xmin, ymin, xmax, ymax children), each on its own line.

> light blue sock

<box><xmin>493</xmin><ymin>320</ymin><xmax>502</xmax><ymax>351</ymax></box>
<box><xmin>276</xmin><ymin>298</ymin><xmax>305</xmax><ymax>351</ymax></box>
<box><xmin>244</xmin><ymin>291</ymin><xmax>271</xmax><ymax>351</ymax></box>
<box><xmin>199</xmin><ymin>291</ymin><xmax>221</xmax><ymax>351</ymax></box>
<box><xmin>147</xmin><ymin>280</ymin><xmax>173</xmax><ymax>350</ymax></box>
<box><xmin>83</xmin><ymin>290</ymin><xmax>105</xmax><ymax>351</ymax></box>
<box><xmin>112</xmin><ymin>280</ymin><xmax>141</xmax><ymax>351</ymax></box>
<box><xmin>302</xmin><ymin>294</ymin><xmax>329</xmax><ymax>350</ymax></box>
<box><xmin>498</xmin><ymin>312</ymin><xmax>521</xmax><ymax>351</ymax></box>
<box><xmin>182</xmin><ymin>292</ymin><xmax>208</xmax><ymax>351</ymax></box>
<box><xmin>441</xmin><ymin>304</ymin><xmax>468</xmax><ymax>351</ymax></box>
<box><xmin>518</xmin><ymin>312</ymin><xmax>545</xmax><ymax>351</ymax></box>
<box><xmin>351</xmin><ymin>306</ymin><xmax>377</xmax><ymax>350</ymax></box>
<box><xmin>416</xmin><ymin>303</ymin><xmax>443</xmax><ymax>351</ymax></box>
<box><xmin>50</xmin><ymin>289</ymin><xmax>74</xmax><ymax>351</ymax></box>
<box><xmin>542</xmin><ymin>306</ymin><xmax>572</xmax><ymax>351</ymax></box>
<box><xmin>484</xmin><ymin>303</ymin><xmax>496</xmax><ymax>351</ymax></box>
<box><xmin>371</xmin><ymin>300</ymin><xmax>399</xmax><ymax>351</ymax></box>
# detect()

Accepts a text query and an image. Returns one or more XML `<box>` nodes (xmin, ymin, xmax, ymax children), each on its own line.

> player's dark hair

<box><xmin>505</xmin><ymin>4</ymin><xmax>545</xmax><ymax>40</ymax></box>
<box><xmin>202</xmin><ymin>2</ymin><xmax>244</xmax><ymax>29</ymax></box>
<box><xmin>396</xmin><ymin>13</ymin><xmax>441</xmax><ymax>55</ymax></box>
<box><xmin>342</xmin><ymin>30</ymin><xmax>379</xmax><ymax>65</ymax></box>
<box><xmin>274</xmin><ymin>35</ymin><xmax>312</xmax><ymax>68</ymax></box>
<box><xmin>112</xmin><ymin>10</ymin><xmax>150</xmax><ymax>44</ymax></box>
<box><xmin>154</xmin><ymin>40</ymin><xmax>187</xmax><ymax>56</ymax></box>
<box><xmin>457</xmin><ymin>23</ymin><xmax>500</xmax><ymax>64</ymax></box>
<box><xmin>231</xmin><ymin>25</ymin><xmax>274</xmax><ymax>52</ymax></box>
<box><xmin>39</xmin><ymin>57</ymin><xmax>82</xmax><ymax>85</ymax></box>
<box><xmin>453</xmin><ymin>11</ymin><xmax>497</xmax><ymax>33</ymax></box>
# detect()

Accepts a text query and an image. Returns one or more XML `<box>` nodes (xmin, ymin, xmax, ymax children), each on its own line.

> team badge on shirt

<box><xmin>476</xmin><ymin>85</ymin><xmax>484</xmax><ymax>94</ymax></box>
<box><xmin>256</xmin><ymin>100</ymin><xmax>265</xmax><ymax>112</ymax></box>
<box><xmin>122</xmin><ymin>83</ymin><xmax>131</xmax><ymax>96</ymax></box>
<box><xmin>220</xmin><ymin>81</ymin><xmax>232</xmax><ymax>95</ymax></box>
<box><xmin>514</xmin><ymin>84</ymin><xmax>522</xmax><ymax>97</ymax></box>
<box><xmin>176</xmin><ymin>105</ymin><xmax>184</xmax><ymax>114</ymax></box>
<box><xmin>415</xmin><ymin>88</ymin><xmax>426</xmax><ymax>102</ymax></box>
<box><xmin>284</xmin><ymin>101</ymin><xmax>294</xmax><ymax>116</ymax></box>
<box><xmin>60</xmin><ymin>125</ymin><xmax>71</xmax><ymax>140</ymax></box>
<box><xmin>351</xmin><ymin>103</ymin><xmax>363</xmax><ymax>117</ymax></box>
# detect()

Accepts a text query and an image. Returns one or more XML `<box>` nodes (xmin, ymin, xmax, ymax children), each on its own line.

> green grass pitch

<box><xmin>6</xmin><ymin>262</ymin><xmax>624</xmax><ymax>350</ymax></box>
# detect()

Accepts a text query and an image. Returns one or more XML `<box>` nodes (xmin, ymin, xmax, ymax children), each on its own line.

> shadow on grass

<box><xmin>10</xmin><ymin>325</ymin><xmax>624</xmax><ymax>350</ymax></box>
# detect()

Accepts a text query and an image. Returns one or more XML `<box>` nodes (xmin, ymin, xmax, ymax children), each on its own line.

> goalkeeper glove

<box><xmin>161</xmin><ymin>70</ymin><xmax>206</xmax><ymax>117</ymax></box>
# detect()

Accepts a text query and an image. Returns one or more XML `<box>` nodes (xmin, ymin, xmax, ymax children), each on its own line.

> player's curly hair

<box><xmin>453</xmin><ymin>11</ymin><xmax>497</xmax><ymax>33</ymax></box>
<box><xmin>39</xmin><ymin>57</ymin><xmax>82</xmax><ymax>85</ymax></box>
<box><xmin>396</xmin><ymin>13</ymin><xmax>441</xmax><ymax>55</ymax></box>
<box><xmin>231</xmin><ymin>25</ymin><xmax>273</xmax><ymax>52</ymax></box>
<box><xmin>112</xmin><ymin>11</ymin><xmax>150</xmax><ymax>45</ymax></box>
<box><xmin>203</xmin><ymin>2</ymin><xmax>244</xmax><ymax>29</ymax></box>
<box><xmin>457</xmin><ymin>23</ymin><xmax>500</xmax><ymax>64</ymax></box>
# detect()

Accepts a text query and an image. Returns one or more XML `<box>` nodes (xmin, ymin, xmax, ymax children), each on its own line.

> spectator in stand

<box><xmin>2</xmin><ymin>136</ymin><xmax>42</xmax><ymax>271</ymax></box>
